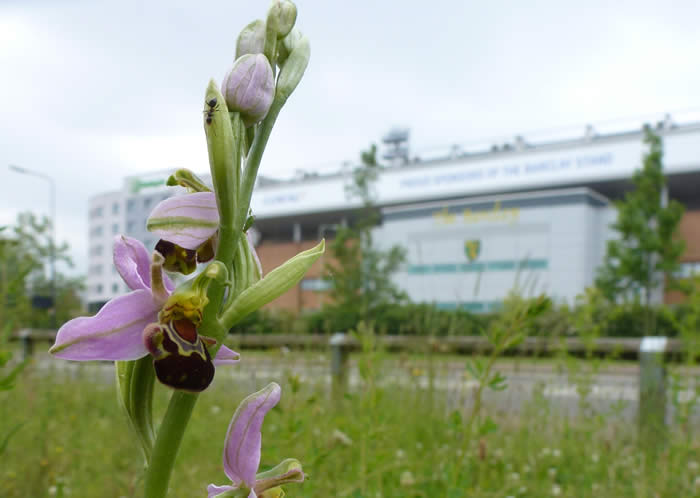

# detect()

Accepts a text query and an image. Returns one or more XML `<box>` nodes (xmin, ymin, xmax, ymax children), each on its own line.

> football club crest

<box><xmin>464</xmin><ymin>239</ymin><xmax>481</xmax><ymax>262</ymax></box>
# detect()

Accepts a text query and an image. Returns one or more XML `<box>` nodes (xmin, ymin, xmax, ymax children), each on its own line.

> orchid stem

<box><xmin>143</xmin><ymin>391</ymin><xmax>198</xmax><ymax>498</ymax></box>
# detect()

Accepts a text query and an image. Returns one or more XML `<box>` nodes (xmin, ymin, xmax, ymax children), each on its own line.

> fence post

<box><xmin>639</xmin><ymin>336</ymin><xmax>667</xmax><ymax>449</ymax></box>
<box><xmin>20</xmin><ymin>329</ymin><xmax>34</xmax><ymax>361</ymax></box>
<box><xmin>330</xmin><ymin>332</ymin><xmax>350</xmax><ymax>398</ymax></box>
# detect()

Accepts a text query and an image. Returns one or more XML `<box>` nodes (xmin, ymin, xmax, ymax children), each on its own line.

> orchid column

<box><xmin>50</xmin><ymin>2</ymin><xmax>319</xmax><ymax>497</ymax></box>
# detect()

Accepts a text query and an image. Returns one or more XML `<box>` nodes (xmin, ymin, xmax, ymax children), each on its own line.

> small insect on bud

<box><xmin>222</xmin><ymin>53</ymin><xmax>275</xmax><ymax>127</ymax></box>
<box><xmin>267</xmin><ymin>0</ymin><xmax>297</xmax><ymax>39</ymax></box>
<box><xmin>236</xmin><ymin>19</ymin><xmax>266</xmax><ymax>59</ymax></box>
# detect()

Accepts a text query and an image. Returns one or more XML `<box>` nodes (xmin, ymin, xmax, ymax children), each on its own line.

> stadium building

<box><xmin>87</xmin><ymin>118</ymin><xmax>700</xmax><ymax>313</ymax></box>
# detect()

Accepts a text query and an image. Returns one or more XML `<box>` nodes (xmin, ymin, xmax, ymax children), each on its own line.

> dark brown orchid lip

<box><xmin>144</xmin><ymin>319</ymin><xmax>215</xmax><ymax>392</ymax></box>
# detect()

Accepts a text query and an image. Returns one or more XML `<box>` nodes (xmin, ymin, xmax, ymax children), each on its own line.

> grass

<box><xmin>2</xmin><ymin>351</ymin><xmax>700</xmax><ymax>498</ymax></box>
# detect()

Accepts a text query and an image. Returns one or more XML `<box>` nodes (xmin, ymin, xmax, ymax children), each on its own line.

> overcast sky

<box><xmin>1</xmin><ymin>0</ymin><xmax>699</xmax><ymax>275</ymax></box>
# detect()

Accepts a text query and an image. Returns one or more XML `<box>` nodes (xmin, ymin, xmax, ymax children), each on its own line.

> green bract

<box><xmin>221</xmin><ymin>240</ymin><xmax>324</xmax><ymax>328</ymax></box>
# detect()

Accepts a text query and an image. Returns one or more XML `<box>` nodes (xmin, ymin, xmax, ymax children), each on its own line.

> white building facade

<box><xmin>86</xmin><ymin>121</ymin><xmax>700</xmax><ymax>312</ymax></box>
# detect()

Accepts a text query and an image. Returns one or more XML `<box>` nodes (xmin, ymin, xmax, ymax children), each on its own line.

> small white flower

<box><xmin>689</xmin><ymin>460</ymin><xmax>700</xmax><ymax>472</ymax></box>
<box><xmin>495</xmin><ymin>448</ymin><xmax>504</xmax><ymax>459</ymax></box>
<box><xmin>400</xmin><ymin>470</ymin><xmax>416</xmax><ymax>487</ymax></box>
<box><xmin>210</xmin><ymin>405</ymin><xmax>221</xmax><ymax>415</ymax></box>
<box><xmin>694</xmin><ymin>476</ymin><xmax>700</xmax><ymax>488</ymax></box>
<box><xmin>523</xmin><ymin>464</ymin><xmax>531</xmax><ymax>473</ymax></box>
<box><xmin>395</xmin><ymin>449</ymin><xmax>406</xmax><ymax>459</ymax></box>
<box><xmin>551</xmin><ymin>484</ymin><xmax>562</xmax><ymax>496</ymax></box>
<box><xmin>591</xmin><ymin>453</ymin><xmax>599</xmax><ymax>463</ymax></box>
<box><xmin>552</xmin><ymin>449</ymin><xmax>561</xmax><ymax>458</ymax></box>
<box><xmin>331</xmin><ymin>429</ymin><xmax>353</xmax><ymax>447</ymax></box>
<box><xmin>48</xmin><ymin>487</ymin><xmax>57</xmax><ymax>496</ymax></box>
<box><xmin>416</xmin><ymin>442</ymin><xmax>423</xmax><ymax>450</ymax></box>
<box><xmin>509</xmin><ymin>472</ymin><xmax>520</xmax><ymax>481</ymax></box>
<box><xmin>519</xmin><ymin>486</ymin><xmax>528</xmax><ymax>494</ymax></box>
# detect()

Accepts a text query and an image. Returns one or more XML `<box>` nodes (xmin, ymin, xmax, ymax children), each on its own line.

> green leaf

<box><xmin>478</xmin><ymin>416</ymin><xmax>499</xmax><ymax>436</ymax></box>
<box><xmin>0</xmin><ymin>422</ymin><xmax>24</xmax><ymax>455</ymax></box>
<box><xmin>465</xmin><ymin>358</ymin><xmax>484</xmax><ymax>379</ymax></box>
<box><xmin>0</xmin><ymin>359</ymin><xmax>28</xmax><ymax>391</ymax></box>
<box><xmin>488</xmin><ymin>371</ymin><xmax>508</xmax><ymax>391</ymax></box>
<box><xmin>449</xmin><ymin>409</ymin><xmax>463</xmax><ymax>428</ymax></box>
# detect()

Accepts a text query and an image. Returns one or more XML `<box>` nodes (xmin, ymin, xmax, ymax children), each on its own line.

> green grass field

<box><xmin>3</xmin><ymin>352</ymin><xmax>700</xmax><ymax>498</ymax></box>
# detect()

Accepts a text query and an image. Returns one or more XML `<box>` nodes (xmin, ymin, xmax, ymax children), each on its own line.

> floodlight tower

<box><xmin>382</xmin><ymin>127</ymin><xmax>410</xmax><ymax>166</ymax></box>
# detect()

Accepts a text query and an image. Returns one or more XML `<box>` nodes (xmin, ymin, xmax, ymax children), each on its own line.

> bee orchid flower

<box><xmin>146</xmin><ymin>191</ymin><xmax>262</xmax><ymax>277</ymax></box>
<box><xmin>50</xmin><ymin>235</ymin><xmax>238</xmax><ymax>369</ymax></box>
<box><xmin>208</xmin><ymin>383</ymin><xmax>305</xmax><ymax>498</ymax></box>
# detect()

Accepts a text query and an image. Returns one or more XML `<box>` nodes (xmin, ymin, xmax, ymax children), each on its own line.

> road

<box><xmin>31</xmin><ymin>351</ymin><xmax>700</xmax><ymax>420</ymax></box>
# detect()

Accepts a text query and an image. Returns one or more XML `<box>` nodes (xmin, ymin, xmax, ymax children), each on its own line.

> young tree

<box><xmin>0</xmin><ymin>212</ymin><xmax>84</xmax><ymax>330</ymax></box>
<box><xmin>323</xmin><ymin>145</ymin><xmax>407</xmax><ymax>330</ymax></box>
<box><xmin>596</xmin><ymin>126</ymin><xmax>685</xmax><ymax>334</ymax></box>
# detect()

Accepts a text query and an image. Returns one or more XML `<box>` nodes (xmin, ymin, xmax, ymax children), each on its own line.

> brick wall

<box><xmin>255</xmin><ymin>240</ymin><xmax>330</xmax><ymax>312</ymax></box>
<box><xmin>666</xmin><ymin>210</ymin><xmax>700</xmax><ymax>303</ymax></box>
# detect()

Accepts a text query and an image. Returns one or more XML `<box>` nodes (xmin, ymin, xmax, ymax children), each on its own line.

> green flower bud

<box><xmin>236</xmin><ymin>19</ymin><xmax>266</xmax><ymax>58</ymax></box>
<box><xmin>276</xmin><ymin>28</ymin><xmax>303</xmax><ymax>68</ymax></box>
<box><xmin>276</xmin><ymin>31</ymin><xmax>309</xmax><ymax>100</ymax></box>
<box><xmin>267</xmin><ymin>0</ymin><xmax>297</xmax><ymax>39</ymax></box>
<box><xmin>222</xmin><ymin>53</ymin><xmax>275</xmax><ymax>127</ymax></box>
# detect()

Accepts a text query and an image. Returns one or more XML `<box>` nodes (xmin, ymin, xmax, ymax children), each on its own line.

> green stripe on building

<box><xmin>407</xmin><ymin>259</ymin><xmax>548</xmax><ymax>275</ymax></box>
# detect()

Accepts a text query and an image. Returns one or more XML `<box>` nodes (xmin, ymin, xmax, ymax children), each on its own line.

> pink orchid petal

<box><xmin>207</xmin><ymin>484</ymin><xmax>238</xmax><ymax>497</ymax></box>
<box><xmin>214</xmin><ymin>345</ymin><xmax>241</xmax><ymax>366</ymax></box>
<box><xmin>113</xmin><ymin>235</ymin><xmax>151</xmax><ymax>290</ymax></box>
<box><xmin>50</xmin><ymin>290</ymin><xmax>158</xmax><ymax>361</ymax></box>
<box><xmin>146</xmin><ymin>192</ymin><xmax>219</xmax><ymax>250</ymax></box>
<box><xmin>223</xmin><ymin>383</ymin><xmax>281</xmax><ymax>488</ymax></box>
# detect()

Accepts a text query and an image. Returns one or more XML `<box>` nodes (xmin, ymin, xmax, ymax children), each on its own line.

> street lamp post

<box><xmin>9</xmin><ymin>164</ymin><xmax>57</xmax><ymax>330</ymax></box>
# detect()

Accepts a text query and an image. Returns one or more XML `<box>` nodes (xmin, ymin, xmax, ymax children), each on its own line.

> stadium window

<box><xmin>112</xmin><ymin>202</ymin><xmax>119</xmax><ymax>215</ymax></box>
<box><xmin>112</xmin><ymin>223</ymin><xmax>119</xmax><ymax>234</ymax></box>
<box><xmin>96</xmin><ymin>284</ymin><xmax>103</xmax><ymax>294</ymax></box>
<box><xmin>127</xmin><ymin>199</ymin><xmax>136</xmax><ymax>212</ymax></box>
<box><xmin>112</xmin><ymin>283</ymin><xmax>119</xmax><ymax>293</ymax></box>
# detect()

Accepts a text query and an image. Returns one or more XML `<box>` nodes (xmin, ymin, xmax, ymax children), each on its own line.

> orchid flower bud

<box><xmin>267</xmin><ymin>0</ymin><xmax>297</xmax><ymax>39</ymax></box>
<box><xmin>276</xmin><ymin>31</ymin><xmax>309</xmax><ymax>100</ymax></box>
<box><xmin>236</xmin><ymin>19</ymin><xmax>266</xmax><ymax>58</ymax></box>
<box><xmin>276</xmin><ymin>27</ymin><xmax>303</xmax><ymax>68</ymax></box>
<box><xmin>222</xmin><ymin>53</ymin><xmax>275</xmax><ymax>127</ymax></box>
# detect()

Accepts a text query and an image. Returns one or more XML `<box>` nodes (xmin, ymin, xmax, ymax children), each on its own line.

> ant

<box><xmin>204</xmin><ymin>97</ymin><xmax>219</xmax><ymax>125</ymax></box>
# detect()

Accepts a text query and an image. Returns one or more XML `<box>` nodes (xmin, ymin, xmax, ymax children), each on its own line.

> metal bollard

<box><xmin>639</xmin><ymin>336</ymin><xmax>667</xmax><ymax>449</ymax></box>
<box><xmin>329</xmin><ymin>332</ymin><xmax>350</xmax><ymax>398</ymax></box>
